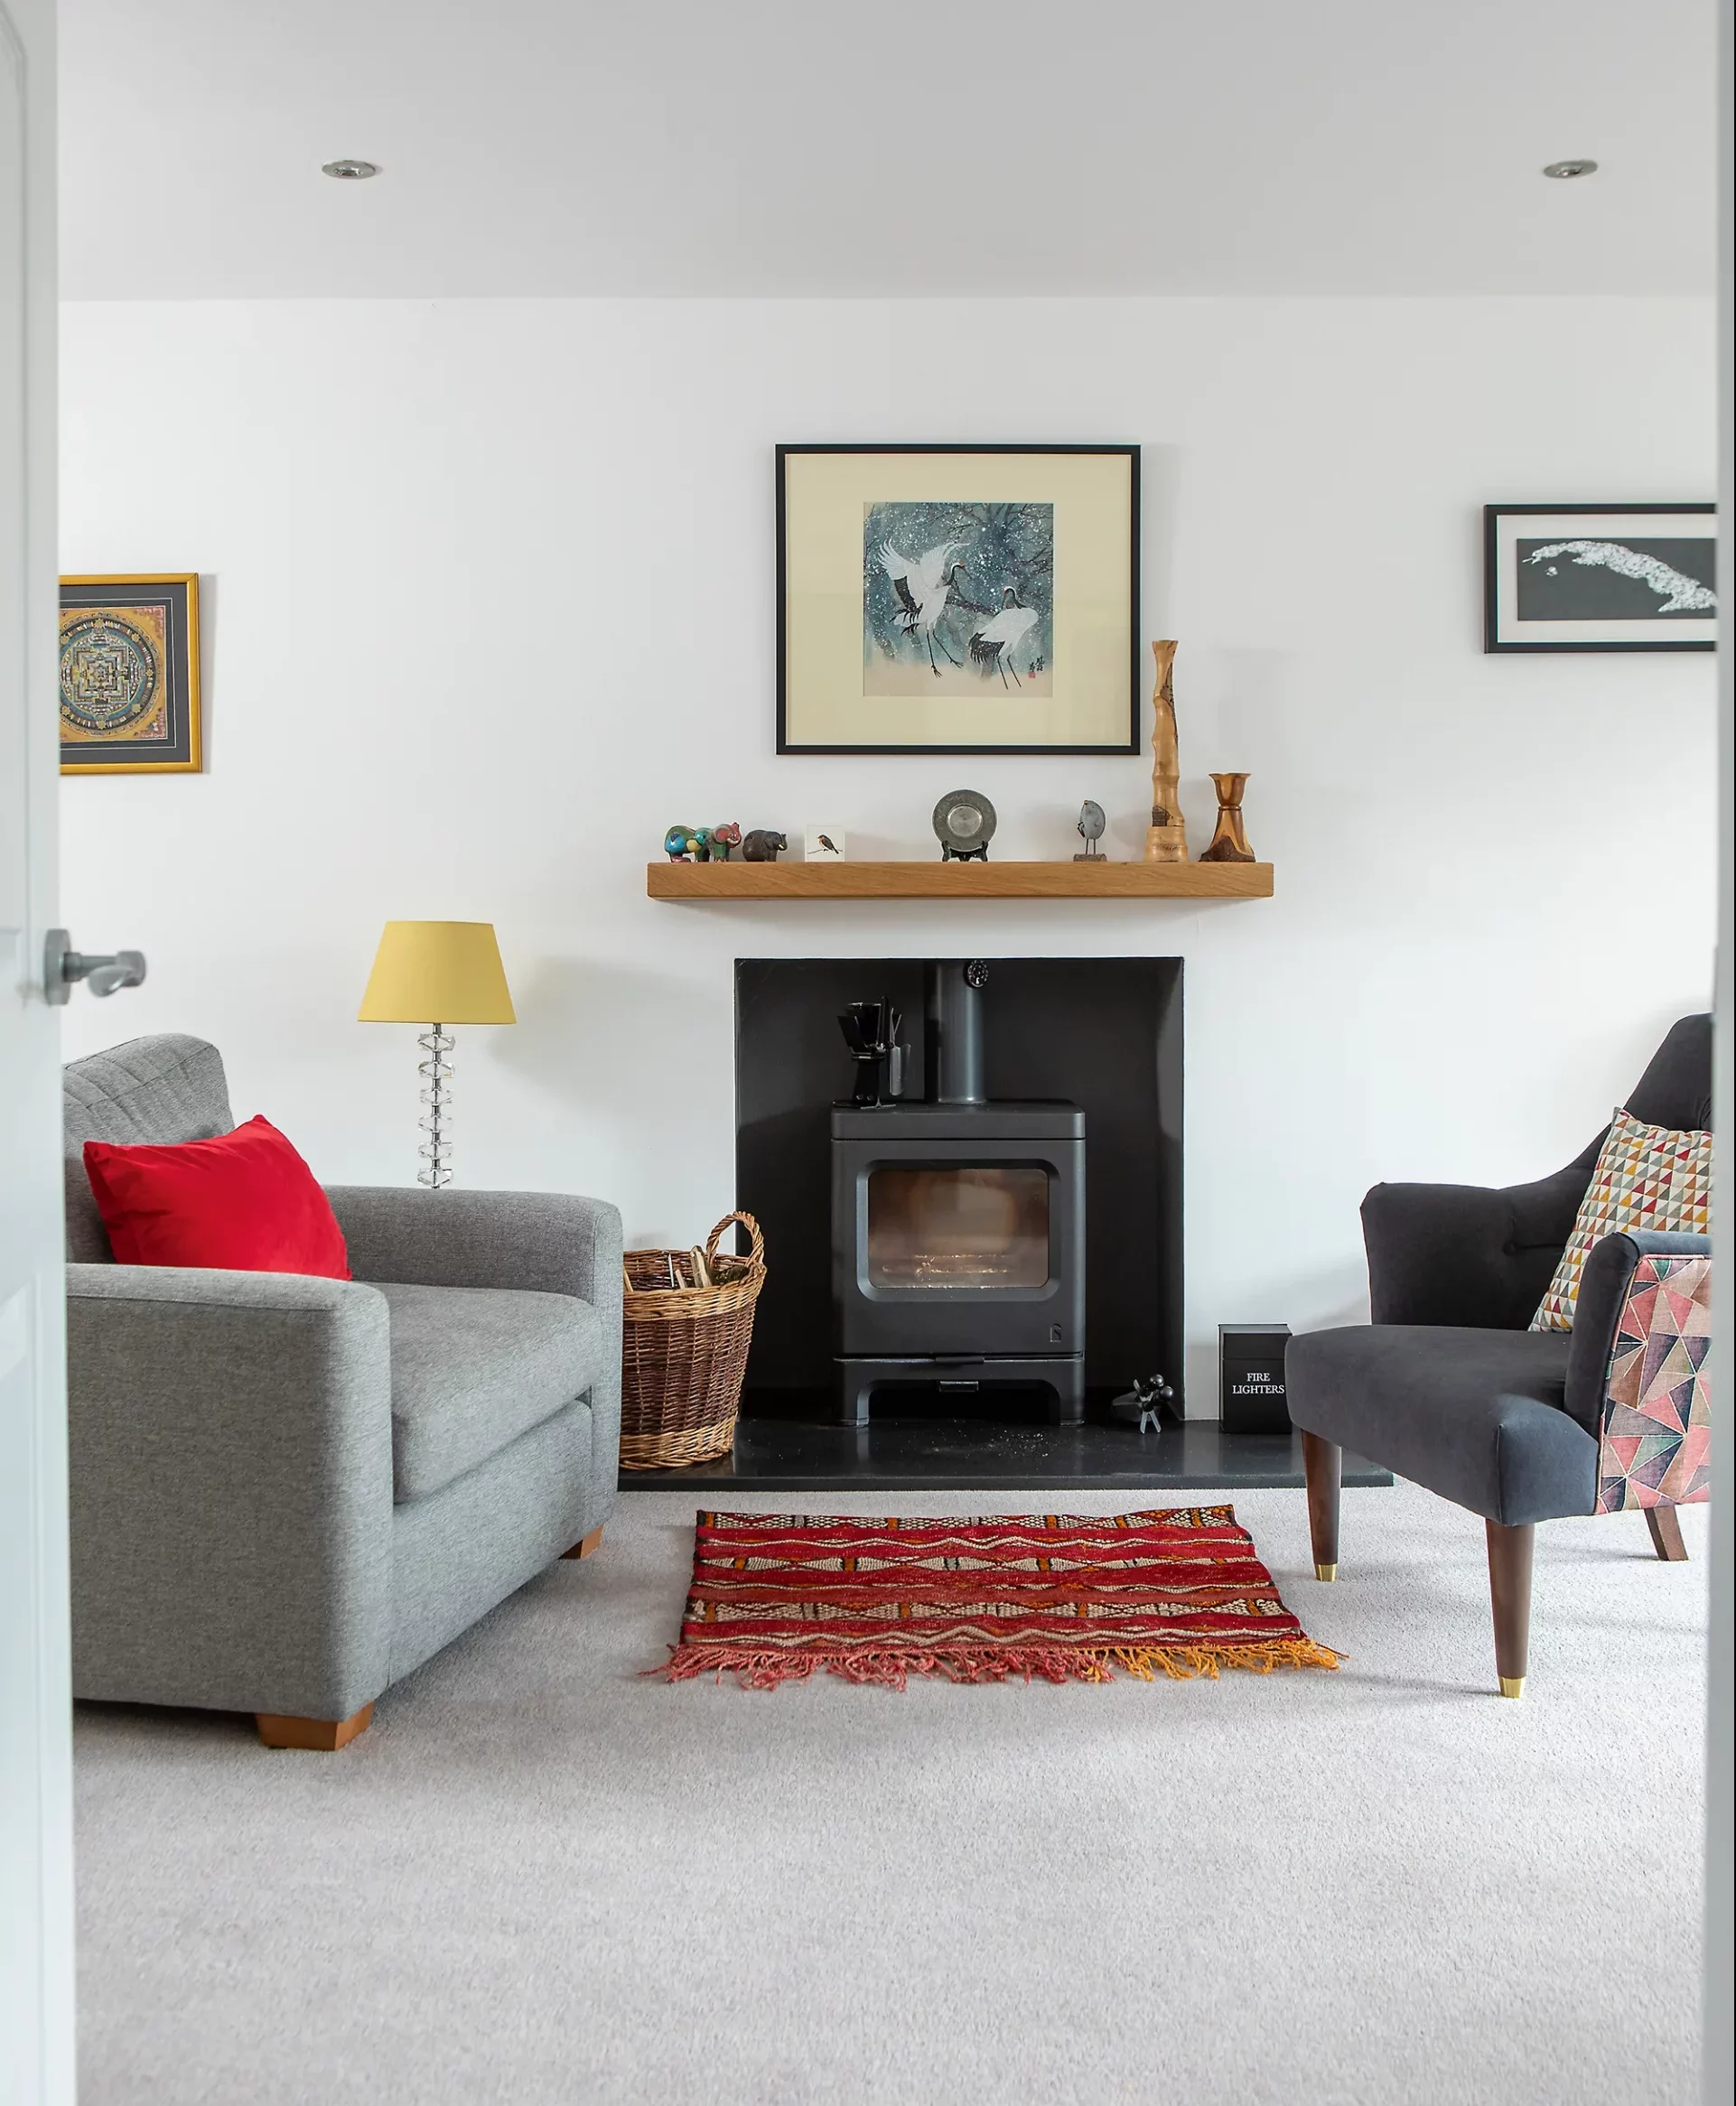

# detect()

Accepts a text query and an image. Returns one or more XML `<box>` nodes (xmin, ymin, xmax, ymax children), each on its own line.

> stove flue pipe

<box><xmin>925</xmin><ymin>960</ymin><xmax>988</xmax><ymax>1105</ymax></box>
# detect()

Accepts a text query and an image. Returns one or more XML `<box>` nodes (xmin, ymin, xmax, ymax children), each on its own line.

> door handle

<box><xmin>43</xmin><ymin>928</ymin><xmax>147</xmax><ymax>1005</ymax></box>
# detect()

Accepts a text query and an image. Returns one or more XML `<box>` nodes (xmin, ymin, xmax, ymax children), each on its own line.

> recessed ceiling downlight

<box><xmin>322</xmin><ymin>158</ymin><xmax>379</xmax><ymax>181</ymax></box>
<box><xmin>1542</xmin><ymin>159</ymin><xmax>1598</xmax><ymax>180</ymax></box>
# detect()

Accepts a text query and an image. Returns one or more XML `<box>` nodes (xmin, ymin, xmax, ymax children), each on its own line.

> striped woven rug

<box><xmin>658</xmin><ymin>1505</ymin><xmax>1339</xmax><ymax>1689</ymax></box>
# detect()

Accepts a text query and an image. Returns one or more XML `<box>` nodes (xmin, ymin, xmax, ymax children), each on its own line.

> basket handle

<box><xmin>705</xmin><ymin>1210</ymin><xmax>764</xmax><ymax>1270</ymax></box>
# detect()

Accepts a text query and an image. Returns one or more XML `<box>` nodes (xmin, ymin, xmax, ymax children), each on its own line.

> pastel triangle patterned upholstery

<box><xmin>1596</xmin><ymin>1253</ymin><xmax>1712</xmax><ymax>1513</ymax></box>
<box><xmin>1531</xmin><ymin>1108</ymin><xmax>1712</xmax><ymax>1332</ymax></box>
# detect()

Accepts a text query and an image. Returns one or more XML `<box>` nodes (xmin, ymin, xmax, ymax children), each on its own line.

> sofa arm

<box><xmin>1558</xmin><ymin>1233</ymin><xmax>1712</xmax><ymax>1513</ymax></box>
<box><xmin>324</xmin><ymin>1187</ymin><xmax>625</xmax><ymax>1479</ymax></box>
<box><xmin>1361</xmin><ymin>1154</ymin><xmax>1593</xmax><ymax>1329</ymax></box>
<box><xmin>66</xmin><ymin>1264</ymin><xmax>394</xmax><ymax>1719</ymax></box>
<box><xmin>325</xmin><ymin>1187</ymin><xmax>622</xmax><ymax>1306</ymax></box>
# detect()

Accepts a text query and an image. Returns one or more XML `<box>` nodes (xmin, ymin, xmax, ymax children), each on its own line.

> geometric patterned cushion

<box><xmin>1530</xmin><ymin>1108</ymin><xmax>1713</xmax><ymax>1332</ymax></box>
<box><xmin>1595</xmin><ymin>1253</ymin><xmax>1713</xmax><ymax>1513</ymax></box>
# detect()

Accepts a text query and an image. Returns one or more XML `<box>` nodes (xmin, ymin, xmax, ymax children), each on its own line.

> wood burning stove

<box><xmin>831</xmin><ymin>961</ymin><xmax>1086</xmax><ymax>1425</ymax></box>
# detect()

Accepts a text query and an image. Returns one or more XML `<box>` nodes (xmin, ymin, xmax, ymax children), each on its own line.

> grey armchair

<box><xmin>1287</xmin><ymin>1015</ymin><xmax>1713</xmax><ymax>1699</ymax></box>
<box><xmin>64</xmin><ymin>1035</ymin><xmax>622</xmax><ymax>1749</ymax></box>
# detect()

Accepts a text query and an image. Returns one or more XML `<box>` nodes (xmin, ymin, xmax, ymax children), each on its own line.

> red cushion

<box><xmin>82</xmin><ymin>1116</ymin><xmax>352</xmax><ymax>1279</ymax></box>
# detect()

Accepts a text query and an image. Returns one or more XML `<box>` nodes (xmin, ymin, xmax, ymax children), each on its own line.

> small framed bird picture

<box><xmin>777</xmin><ymin>444</ymin><xmax>1139</xmax><ymax>754</ymax></box>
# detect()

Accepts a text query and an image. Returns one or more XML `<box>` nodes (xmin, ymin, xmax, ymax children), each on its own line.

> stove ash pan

<box><xmin>830</xmin><ymin>1100</ymin><xmax>1086</xmax><ymax>1420</ymax></box>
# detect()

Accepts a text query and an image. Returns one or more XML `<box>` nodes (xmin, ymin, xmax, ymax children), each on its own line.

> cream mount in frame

<box><xmin>777</xmin><ymin>444</ymin><xmax>1139</xmax><ymax>754</ymax></box>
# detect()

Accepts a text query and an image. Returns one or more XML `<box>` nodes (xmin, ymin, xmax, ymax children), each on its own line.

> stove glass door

<box><xmin>864</xmin><ymin>1165</ymin><xmax>1050</xmax><ymax>1290</ymax></box>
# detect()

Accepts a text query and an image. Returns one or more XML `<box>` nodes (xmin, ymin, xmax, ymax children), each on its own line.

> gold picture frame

<box><xmin>60</xmin><ymin>573</ymin><xmax>202</xmax><ymax>774</ymax></box>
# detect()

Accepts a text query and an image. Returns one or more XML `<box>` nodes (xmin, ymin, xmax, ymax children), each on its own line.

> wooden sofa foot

<box><xmin>1301</xmin><ymin>1432</ymin><xmax>1341</xmax><ymax>1579</ymax></box>
<box><xmin>256</xmin><ymin>1702</ymin><xmax>374</xmax><ymax>1751</ymax></box>
<box><xmin>1486</xmin><ymin>1520</ymin><xmax>1535</xmax><ymax>1698</ymax></box>
<box><xmin>562</xmin><ymin>1525</ymin><xmax>604</xmax><ymax>1561</ymax></box>
<box><xmin>1645</xmin><ymin>1506</ymin><xmax>1688</xmax><ymax>1562</ymax></box>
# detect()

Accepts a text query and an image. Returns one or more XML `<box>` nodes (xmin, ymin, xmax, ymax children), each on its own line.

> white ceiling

<box><xmin>58</xmin><ymin>0</ymin><xmax>1718</xmax><ymax>300</ymax></box>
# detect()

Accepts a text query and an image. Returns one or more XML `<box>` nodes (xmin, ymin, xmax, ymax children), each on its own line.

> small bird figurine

<box><xmin>1074</xmin><ymin>800</ymin><xmax>1106</xmax><ymax>862</ymax></box>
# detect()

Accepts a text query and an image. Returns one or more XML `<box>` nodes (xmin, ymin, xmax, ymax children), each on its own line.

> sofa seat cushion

<box><xmin>1286</xmin><ymin>1324</ymin><xmax>1595</xmax><ymax>1527</ymax></box>
<box><xmin>378</xmin><ymin>1282</ymin><xmax>605</xmax><ymax>1502</ymax></box>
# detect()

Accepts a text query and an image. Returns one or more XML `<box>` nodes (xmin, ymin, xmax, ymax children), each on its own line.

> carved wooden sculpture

<box><xmin>1199</xmin><ymin>772</ymin><xmax>1255</xmax><ymax>862</ymax></box>
<box><xmin>1143</xmin><ymin>640</ymin><xmax>1189</xmax><ymax>863</ymax></box>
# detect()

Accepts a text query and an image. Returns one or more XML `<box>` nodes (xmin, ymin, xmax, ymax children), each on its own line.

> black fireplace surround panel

<box><xmin>735</xmin><ymin>956</ymin><xmax>1183</xmax><ymax>1422</ymax></box>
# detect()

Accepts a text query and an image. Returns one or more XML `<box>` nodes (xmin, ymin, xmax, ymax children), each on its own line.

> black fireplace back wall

<box><xmin>734</xmin><ymin>957</ymin><xmax>1183</xmax><ymax>1404</ymax></box>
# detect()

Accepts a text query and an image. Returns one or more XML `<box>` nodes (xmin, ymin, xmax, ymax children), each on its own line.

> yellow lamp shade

<box><xmin>358</xmin><ymin>921</ymin><xmax>516</xmax><ymax>1025</ymax></box>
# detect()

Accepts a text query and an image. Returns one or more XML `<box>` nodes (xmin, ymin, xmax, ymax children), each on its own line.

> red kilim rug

<box><xmin>658</xmin><ymin>1506</ymin><xmax>1339</xmax><ymax>1689</ymax></box>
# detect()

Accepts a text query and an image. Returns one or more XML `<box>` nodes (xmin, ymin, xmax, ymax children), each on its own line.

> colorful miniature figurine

<box><xmin>664</xmin><ymin>825</ymin><xmax>699</xmax><ymax>862</ymax></box>
<box><xmin>691</xmin><ymin>826</ymin><xmax>714</xmax><ymax>862</ymax></box>
<box><xmin>711</xmin><ymin>822</ymin><xmax>742</xmax><ymax>860</ymax></box>
<box><xmin>742</xmin><ymin>829</ymin><xmax>788</xmax><ymax>862</ymax></box>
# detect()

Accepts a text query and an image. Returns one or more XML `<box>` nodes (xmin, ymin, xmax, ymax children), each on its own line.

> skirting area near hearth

<box><xmin>74</xmin><ymin>1483</ymin><xmax>1706</xmax><ymax>2106</ymax></box>
<box><xmin>619</xmin><ymin>1412</ymin><xmax>1394</xmax><ymax>1492</ymax></box>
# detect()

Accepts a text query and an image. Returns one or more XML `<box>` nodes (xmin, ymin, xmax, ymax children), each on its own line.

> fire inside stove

<box><xmin>865</xmin><ymin>1165</ymin><xmax>1050</xmax><ymax>1290</ymax></box>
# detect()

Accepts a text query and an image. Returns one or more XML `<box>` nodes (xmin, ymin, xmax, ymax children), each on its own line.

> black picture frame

<box><xmin>1483</xmin><ymin>503</ymin><xmax>1716</xmax><ymax>654</ymax></box>
<box><xmin>776</xmin><ymin>443</ymin><xmax>1141</xmax><ymax>754</ymax></box>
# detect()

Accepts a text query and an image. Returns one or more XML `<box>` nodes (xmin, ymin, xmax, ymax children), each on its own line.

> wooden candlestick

<box><xmin>1199</xmin><ymin>772</ymin><xmax>1255</xmax><ymax>862</ymax></box>
<box><xmin>1143</xmin><ymin>639</ymin><xmax>1189</xmax><ymax>864</ymax></box>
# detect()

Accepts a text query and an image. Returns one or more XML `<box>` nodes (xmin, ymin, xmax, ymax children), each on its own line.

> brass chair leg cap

<box><xmin>1313</xmin><ymin>1562</ymin><xmax>1338</xmax><ymax>1582</ymax></box>
<box><xmin>1498</xmin><ymin>1675</ymin><xmax>1526</xmax><ymax>1700</ymax></box>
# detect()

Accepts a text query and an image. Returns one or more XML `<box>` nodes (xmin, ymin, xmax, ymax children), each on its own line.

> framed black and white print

<box><xmin>777</xmin><ymin>444</ymin><xmax>1140</xmax><ymax>753</ymax></box>
<box><xmin>1484</xmin><ymin>504</ymin><xmax>1716</xmax><ymax>653</ymax></box>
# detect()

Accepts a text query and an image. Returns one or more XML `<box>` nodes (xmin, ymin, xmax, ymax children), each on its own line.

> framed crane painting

<box><xmin>777</xmin><ymin>444</ymin><xmax>1140</xmax><ymax>753</ymax></box>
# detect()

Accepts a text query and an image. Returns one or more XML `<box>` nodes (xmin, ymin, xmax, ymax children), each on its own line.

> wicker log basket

<box><xmin>619</xmin><ymin>1211</ymin><xmax>766</xmax><ymax>1469</ymax></box>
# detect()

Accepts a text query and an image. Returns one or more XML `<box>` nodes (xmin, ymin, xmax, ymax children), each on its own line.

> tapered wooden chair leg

<box><xmin>1486</xmin><ymin>1520</ymin><xmax>1535</xmax><ymax>1698</ymax></box>
<box><xmin>1645</xmin><ymin>1506</ymin><xmax>1688</xmax><ymax>1561</ymax></box>
<box><xmin>1301</xmin><ymin>1432</ymin><xmax>1342</xmax><ymax>1580</ymax></box>
<box><xmin>562</xmin><ymin>1525</ymin><xmax>604</xmax><ymax>1561</ymax></box>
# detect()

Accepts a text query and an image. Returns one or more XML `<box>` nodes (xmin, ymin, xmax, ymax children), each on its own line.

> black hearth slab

<box><xmin>618</xmin><ymin>1417</ymin><xmax>1393</xmax><ymax>1494</ymax></box>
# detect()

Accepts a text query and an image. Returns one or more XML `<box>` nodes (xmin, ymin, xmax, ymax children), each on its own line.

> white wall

<box><xmin>57</xmin><ymin>296</ymin><xmax>1718</xmax><ymax>1411</ymax></box>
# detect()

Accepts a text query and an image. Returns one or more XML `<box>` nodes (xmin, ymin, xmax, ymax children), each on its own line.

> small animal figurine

<box><xmin>711</xmin><ymin>822</ymin><xmax>742</xmax><ymax>861</ymax></box>
<box><xmin>1074</xmin><ymin>799</ymin><xmax>1106</xmax><ymax>862</ymax></box>
<box><xmin>690</xmin><ymin>825</ymin><xmax>714</xmax><ymax>862</ymax></box>
<box><xmin>742</xmin><ymin>829</ymin><xmax>788</xmax><ymax>862</ymax></box>
<box><xmin>664</xmin><ymin>825</ymin><xmax>700</xmax><ymax>862</ymax></box>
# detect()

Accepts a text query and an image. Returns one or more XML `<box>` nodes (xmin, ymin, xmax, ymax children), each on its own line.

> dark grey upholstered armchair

<box><xmin>1287</xmin><ymin>1015</ymin><xmax>1713</xmax><ymax>1699</ymax></box>
<box><xmin>63</xmin><ymin>1035</ymin><xmax>623</xmax><ymax>1749</ymax></box>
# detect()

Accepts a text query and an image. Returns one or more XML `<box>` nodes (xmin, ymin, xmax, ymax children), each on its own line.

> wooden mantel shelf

<box><xmin>647</xmin><ymin>860</ymin><xmax>1274</xmax><ymax>901</ymax></box>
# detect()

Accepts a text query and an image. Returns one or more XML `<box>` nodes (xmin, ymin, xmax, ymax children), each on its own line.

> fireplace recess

<box><xmin>831</xmin><ymin>961</ymin><xmax>1086</xmax><ymax>1425</ymax></box>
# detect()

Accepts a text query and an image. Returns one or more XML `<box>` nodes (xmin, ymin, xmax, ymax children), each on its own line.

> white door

<box><xmin>0</xmin><ymin>3</ymin><xmax>74</xmax><ymax>2101</ymax></box>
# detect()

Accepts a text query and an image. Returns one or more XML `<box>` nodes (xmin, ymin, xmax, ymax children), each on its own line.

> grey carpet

<box><xmin>73</xmin><ymin>1483</ymin><xmax>1708</xmax><ymax>2106</ymax></box>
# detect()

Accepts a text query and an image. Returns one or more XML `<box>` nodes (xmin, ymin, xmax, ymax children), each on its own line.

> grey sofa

<box><xmin>64</xmin><ymin>1035</ymin><xmax>622</xmax><ymax>1749</ymax></box>
<box><xmin>1287</xmin><ymin>1014</ymin><xmax>1713</xmax><ymax>1699</ymax></box>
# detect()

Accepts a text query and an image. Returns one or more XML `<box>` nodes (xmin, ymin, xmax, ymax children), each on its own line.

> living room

<box><xmin>3</xmin><ymin>4</ymin><xmax>1730</xmax><ymax>2103</ymax></box>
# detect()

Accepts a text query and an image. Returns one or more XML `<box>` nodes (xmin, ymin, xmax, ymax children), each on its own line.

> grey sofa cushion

<box><xmin>62</xmin><ymin>1035</ymin><xmax>235</xmax><ymax>1263</ymax></box>
<box><xmin>378</xmin><ymin>1282</ymin><xmax>605</xmax><ymax>1502</ymax></box>
<box><xmin>1286</xmin><ymin>1324</ymin><xmax>1595</xmax><ymax>1526</ymax></box>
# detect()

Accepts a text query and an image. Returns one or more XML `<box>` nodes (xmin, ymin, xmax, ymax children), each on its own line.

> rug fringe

<box><xmin>653</xmin><ymin>1638</ymin><xmax>1341</xmax><ymax>1691</ymax></box>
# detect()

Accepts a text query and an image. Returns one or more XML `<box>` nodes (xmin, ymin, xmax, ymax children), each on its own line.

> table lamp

<box><xmin>358</xmin><ymin>921</ymin><xmax>516</xmax><ymax>1188</ymax></box>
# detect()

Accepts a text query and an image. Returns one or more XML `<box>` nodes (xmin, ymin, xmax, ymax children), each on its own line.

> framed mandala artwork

<box><xmin>59</xmin><ymin>573</ymin><xmax>202</xmax><ymax>773</ymax></box>
<box><xmin>777</xmin><ymin>444</ymin><xmax>1140</xmax><ymax>754</ymax></box>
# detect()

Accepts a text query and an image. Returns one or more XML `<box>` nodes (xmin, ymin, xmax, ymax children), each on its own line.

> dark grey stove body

<box><xmin>829</xmin><ymin>962</ymin><xmax>1086</xmax><ymax>1426</ymax></box>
